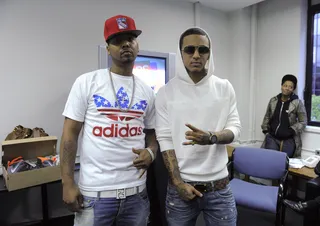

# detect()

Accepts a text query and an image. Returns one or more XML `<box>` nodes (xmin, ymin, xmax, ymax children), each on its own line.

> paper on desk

<box><xmin>289</xmin><ymin>158</ymin><xmax>305</xmax><ymax>169</ymax></box>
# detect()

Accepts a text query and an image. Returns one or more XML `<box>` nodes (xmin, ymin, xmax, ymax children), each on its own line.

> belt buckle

<box><xmin>194</xmin><ymin>183</ymin><xmax>208</xmax><ymax>193</ymax></box>
<box><xmin>116</xmin><ymin>188</ymin><xmax>126</xmax><ymax>199</ymax></box>
<box><xmin>194</xmin><ymin>182</ymin><xmax>214</xmax><ymax>193</ymax></box>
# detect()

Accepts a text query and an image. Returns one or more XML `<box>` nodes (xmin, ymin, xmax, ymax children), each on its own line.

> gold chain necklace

<box><xmin>108</xmin><ymin>69</ymin><xmax>135</xmax><ymax>112</ymax></box>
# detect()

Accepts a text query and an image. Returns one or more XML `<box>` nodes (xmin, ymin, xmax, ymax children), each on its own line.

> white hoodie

<box><xmin>155</xmin><ymin>27</ymin><xmax>241</xmax><ymax>182</ymax></box>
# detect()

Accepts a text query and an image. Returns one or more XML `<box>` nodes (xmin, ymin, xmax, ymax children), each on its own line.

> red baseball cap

<box><xmin>104</xmin><ymin>15</ymin><xmax>142</xmax><ymax>42</ymax></box>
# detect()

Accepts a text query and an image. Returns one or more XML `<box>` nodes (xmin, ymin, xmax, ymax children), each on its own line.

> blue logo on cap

<box><xmin>116</xmin><ymin>18</ymin><xmax>128</xmax><ymax>30</ymax></box>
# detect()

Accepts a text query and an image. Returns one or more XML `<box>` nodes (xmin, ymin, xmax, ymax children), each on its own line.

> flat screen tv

<box><xmin>98</xmin><ymin>46</ymin><xmax>175</xmax><ymax>93</ymax></box>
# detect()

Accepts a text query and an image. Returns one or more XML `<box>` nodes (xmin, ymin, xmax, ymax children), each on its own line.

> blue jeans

<box><xmin>265</xmin><ymin>133</ymin><xmax>296</xmax><ymax>157</ymax></box>
<box><xmin>166</xmin><ymin>183</ymin><xmax>237</xmax><ymax>226</ymax></box>
<box><xmin>74</xmin><ymin>188</ymin><xmax>150</xmax><ymax>226</ymax></box>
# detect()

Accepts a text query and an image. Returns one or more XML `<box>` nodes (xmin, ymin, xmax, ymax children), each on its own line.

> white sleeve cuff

<box><xmin>159</xmin><ymin>140</ymin><xmax>174</xmax><ymax>152</ymax></box>
<box><xmin>62</xmin><ymin>112</ymin><xmax>85</xmax><ymax>123</ymax></box>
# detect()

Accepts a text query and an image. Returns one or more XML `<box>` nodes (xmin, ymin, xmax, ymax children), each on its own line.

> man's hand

<box><xmin>176</xmin><ymin>182</ymin><xmax>203</xmax><ymax>201</ymax></box>
<box><xmin>183</xmin><ymin>123</ymin><xmax>210</xmax><ymax>145</ymax></box>
<box><xmin>132</xmin><ymin>148</ymin><xmax>152</xmax><ymax>170</ymax></box>
<box><xmin>63</xmin><ymin>182</ymin><xmax>83</xmax><ymax>212</ymax></box>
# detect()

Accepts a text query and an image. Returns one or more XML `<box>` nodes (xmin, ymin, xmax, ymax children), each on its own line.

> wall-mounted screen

<box><xmin>133</xmin><ymin>56</ymin><xmax>166</xmax><ymax>93</ymax></box>
<box><xmin>98</xmin><ymin>46</ymin><xmax>175</xmax><ymax>94</ymax></box>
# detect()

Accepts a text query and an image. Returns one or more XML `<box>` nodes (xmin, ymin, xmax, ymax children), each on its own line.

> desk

<box><xmin>227</xmin><ymin>145</ymin><xmax>234</xmax><ymax>159</ymax></box>
<box><xmin>289</xmin><ymin>167</ymin><xmax>318</xmax><ymax>180</ymax></box>
<box><xmin>288</xmin><ymin>166</ymin><xmax>317</xmax><ymax>201</ymax></box>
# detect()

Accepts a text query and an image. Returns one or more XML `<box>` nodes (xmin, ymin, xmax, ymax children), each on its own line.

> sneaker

<box><xmin>7</xmin><ymin>156</ymin><xmax>34</xmax><ymax>174</ymax></box>
<box><xmin>37</xmin><ymin>156</ymin><xmax>57</xmax><ymax>168</ymax></box>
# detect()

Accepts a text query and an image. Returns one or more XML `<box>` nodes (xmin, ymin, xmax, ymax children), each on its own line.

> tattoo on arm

<box><xmin>60</xmin><ymin>140</ymin><xmax>77</xmax><ymax>185</ymax></box>
<box><xmin>144</xmin><ymin>129</ymin><xmax>158</xmax><ymax>158</ymax></box>
<box><xmin>214</xmin><ymin>129</ymin><xmax>234</xmax><ymax>144</ymax></box>
<box><xmin>162</xmin><ymin>150</ymin><xmax>183</xmax><ymax>185</ymax></box>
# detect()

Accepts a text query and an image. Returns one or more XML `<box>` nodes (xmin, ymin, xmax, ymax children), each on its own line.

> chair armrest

<box><xmin>279</xmin><ymin>170</ymin><xmax>289</xmax><ymax>197</ymax></box>
<box><xmin>277</xmin><ymin>169</ymin><xmax>289</xmax><ymax>212</ymax></box>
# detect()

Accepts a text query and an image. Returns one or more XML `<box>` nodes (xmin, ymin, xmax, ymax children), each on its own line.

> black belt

<box><xmin>186</xmin><ymin>177</ymin><xmax>229</xmax><ymax>193</ymax></box>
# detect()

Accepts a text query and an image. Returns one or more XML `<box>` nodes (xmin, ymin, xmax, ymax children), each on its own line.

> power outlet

<box><xmin>316</xmin><ymin>149</ymin><xmax>320</xmax><ymax>156</ymax></box>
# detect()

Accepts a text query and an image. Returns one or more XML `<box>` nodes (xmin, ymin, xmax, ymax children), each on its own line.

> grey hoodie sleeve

<box><xmin>290</xmin><ymin>99</ymin><xmax>307</xmax><ymax>134</ymax></box>
<box><xmin>261</xmin><ymin>98</ymin><xmax>272</xmax><ymax>133</ymax></box>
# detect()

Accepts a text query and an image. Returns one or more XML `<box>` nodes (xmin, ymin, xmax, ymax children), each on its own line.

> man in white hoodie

<box><xmin>155</xmin><ymin>28</ymin><xmax>241</xmax><ymax>226</ymax></box>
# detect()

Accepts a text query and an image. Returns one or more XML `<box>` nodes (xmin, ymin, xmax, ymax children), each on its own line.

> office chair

<box><xmin>229</xmin><ymin>147</ymin><xmax>289</xmax><ymax>226</ymax></box>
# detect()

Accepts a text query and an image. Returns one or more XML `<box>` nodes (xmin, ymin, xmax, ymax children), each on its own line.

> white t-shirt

<box><xmin>63</xmin><ymin>69</ymin><xmax>155</xmax><ymax>191</ymax></box>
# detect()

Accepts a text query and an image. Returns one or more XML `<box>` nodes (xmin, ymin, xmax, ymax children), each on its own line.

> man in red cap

<box><xmin>60</xmin><ymin>15</ymin><xmax>157</xmax><ymax>226</ymax></box>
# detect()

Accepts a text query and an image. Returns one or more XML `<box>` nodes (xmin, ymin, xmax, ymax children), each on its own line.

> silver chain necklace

<box><xmin>109</xmin><ymin>69</ymin><xmax>135</xmax><ymax>112</ymax></box>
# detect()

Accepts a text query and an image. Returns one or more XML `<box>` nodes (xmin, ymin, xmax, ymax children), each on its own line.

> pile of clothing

<box><xmin>5</xmin><ymin>125</ymin><xmax>48</xmax><ymax>140</ymax></box>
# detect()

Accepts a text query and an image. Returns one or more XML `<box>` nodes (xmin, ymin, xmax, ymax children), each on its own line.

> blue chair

<box><xmin>229</xmin><ymin>147</ymin><xmax>289</xmax><ymax>226</ymax></box>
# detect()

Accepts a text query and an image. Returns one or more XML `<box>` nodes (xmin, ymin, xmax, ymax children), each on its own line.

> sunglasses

<box><xmin>183</xmin><ymin>45</ymin><xmax>210</xmax><ymax>55</ymax></box>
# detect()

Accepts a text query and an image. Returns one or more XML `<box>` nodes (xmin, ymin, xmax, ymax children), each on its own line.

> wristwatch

<box><xmin>208</xmin><ymin>132</ymin><xmax>217</xmax><ymax>145</ymax></box>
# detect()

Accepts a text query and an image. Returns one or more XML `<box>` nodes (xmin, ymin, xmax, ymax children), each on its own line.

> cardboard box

<box><xmin>1</xmin><ymin>136</ymin><xmax>61</xmax><ymax>191</ymax></box>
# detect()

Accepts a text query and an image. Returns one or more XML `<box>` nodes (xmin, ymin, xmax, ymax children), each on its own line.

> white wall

<box><xmin>224</xmin><ymin>0</ymin><xmax>320</xmax><ymax>159</ymax></box>
<box><xmin>197</xmin><ymin>6</ymin><xmax>254</xmax><ymax>142</ymax></box>
<box><xmin>0</xmin><ymin>0</ymin><xmax>194</xmax><ymax>143</ymax></box>
<box><xmin>255</xmin><ymin>0</ymin><xmax>304</xmax><ymax>137</ymax></box>
<box><xmin>0</xmin><ymin>0</ymin><xmax>233</xmax><ymax>146</ymax></box>
<box><xmin>200</xmin><ymin>6</ymin><xmax>231</xmax><ymax>80</ymax></box>
<box><xmin>228</xmin><ymin>8</ymin><xmax>253</xmax><ymax>141</ymax></box>
<box><xmin>254</xmin><ymin>0</ymin><xmax>320</xmax><ymax>157</ymax></box>
<box><xmin>227</xmin><ymin>0</ymin><xmax>307</xmax><ymax>145</ymax></box>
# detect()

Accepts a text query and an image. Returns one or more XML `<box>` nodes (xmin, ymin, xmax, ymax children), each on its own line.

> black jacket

<box><xmin>269</xmin><ymin>93</ymin><xmax>298</xmax><ymax>140</ymax></box>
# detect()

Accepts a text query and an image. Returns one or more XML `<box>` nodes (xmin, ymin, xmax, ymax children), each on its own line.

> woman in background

<box><xmin>261</xmin><ymin>74</ymin><xmax>307</xmax><ymax>157</ymax></box>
